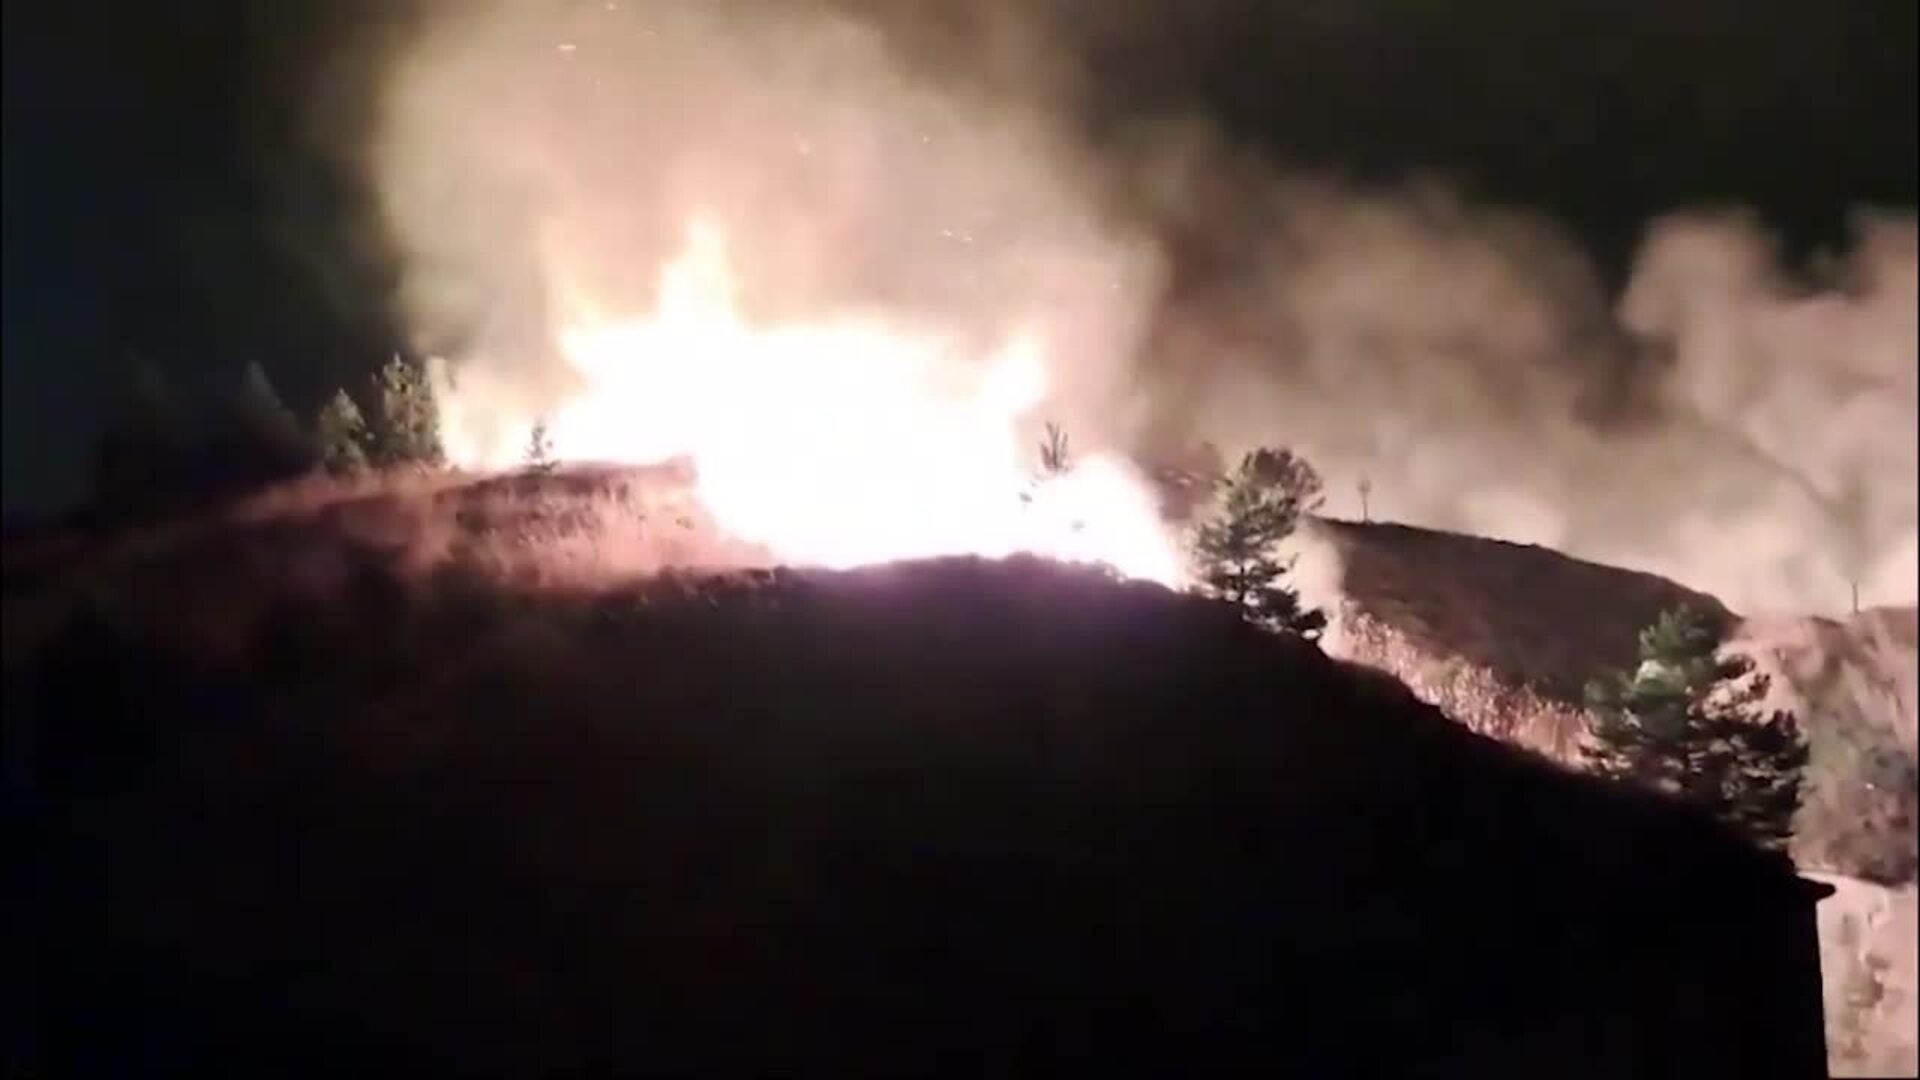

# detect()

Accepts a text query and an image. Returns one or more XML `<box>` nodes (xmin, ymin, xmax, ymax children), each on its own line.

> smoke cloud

<box><xmin>358</xmin><ymin>0</ymin><xmax>1916</xmax><ymax>617</ymax></box>
<box><xmin>368</xmin><ymin>0</ymin><xmax>1158</xmax><ymax>436</ymax></box>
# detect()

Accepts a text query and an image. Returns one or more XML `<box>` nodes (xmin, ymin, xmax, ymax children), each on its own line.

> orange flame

<box><xmin>439</xmin><ymin>221</ymin><xmax>1188</xmax><ymax>585</ymax></box>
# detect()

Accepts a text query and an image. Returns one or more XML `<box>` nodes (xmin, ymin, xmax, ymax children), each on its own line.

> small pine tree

<box><xmin>1037</xmin><ymin>422</ymin><xmax>1072</xmax><ymax>479</ymax></box>
<box><xmin>1190</xmin><ymin>446</ymin><xmax>1327</xmax><ymax>640</ymax></box>
<box><xmin>315</xmin><ymin>390</ymin><xmax>372</xmax><ymax>475</ymax></box>
<box><xmin>93</xmin><ymin>354</ymin><xmax>187</xmax><ymax>510</ymax></box>
<box><xmin>1019</xmin><ymin>421</ymin><xmax>1074</xmax><ymax>512</ymax></box>
<box><xmin>370</xmin><ymin>353</ymin><xmax>445</xmax><ymax>468</ymax></box>
<box><xmin>234</xmin><ymin>361</ymin><xmax>310</xmax><ymax>455</ymax></box>
<box><xmin>112</xmin><ymin>354</ymin><xmax>187</xmax><ymax>447</ymax></box>
<box><xmin>524</xmin><ymin>417</ymin><xmax>555</xmax><ymax>473</ymax></box>
<box><xmin>1583</xmin><ymin>605</ymin><xmax>1809</xmax><ymax>854</ymax></box>
<box><xmin>238</xmin><ymin>360</ymin><xmax>293</xmax><ymax>418</ymax></box>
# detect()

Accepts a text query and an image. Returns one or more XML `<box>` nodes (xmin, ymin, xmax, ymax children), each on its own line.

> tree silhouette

<box><xmin>1190</xmin><ymin>447</ymin><xmax>1326</xmax><ymax>641</ymax></box>
<box><xmin>92</xmin><ymin>355</ymin><xmax>188</xmax><ymax>510</ymax></box>
<box><xmin>1584</xmin><ymin>605</ymin><xmax>1808</xmax><ymax>854</ymax></box>
<box><xmin>315</xmin><ymin>390</ymin><xmax>372</xmax><ymax>476</ymax></box>
<box><xmin>525</xmin><ymin>418</ymin><xmax>555</xmax><ymax>473</ymax></box>
<box><xmin>371</xmin><ymin>354</ymin><xmax>445</xmax><ymax>468</ymax></box>
<box><xmin>233</xmin><ymin>361</ymin><xmax>310</xmax><ymax>457</ymax></box>
<box><xmin>1037</xmin><ymin>422</ymin><xmax>1072</xmax><ymax>478</ymax></box>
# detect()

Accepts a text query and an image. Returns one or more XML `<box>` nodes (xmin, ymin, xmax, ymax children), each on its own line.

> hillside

<box><xmin>1309</xmin><ymin>518</ymin><xmax>1730</xmax><ymax>709</ymax></box>
<box><xmin>1306</xmin><ymin>517</ymin><xmax>1917</xmax><ymax>878</ymax></box>
<box><xmin>1302</xmin><ymin>516</ymin><xmax>1919</xmax><ymax>1076</ymax></box>
<box><xmin>2</xmin><ymin>462</ymin><xmax>762</xmax><ymax>657</ymax></box>
<box><xmin>7</xmin><ymin>473</ymin><xmax>1828</xmax><ymax>1077</ymax></box>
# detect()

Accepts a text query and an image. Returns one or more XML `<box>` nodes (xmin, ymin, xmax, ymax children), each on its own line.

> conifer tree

<box><xmin>1020</xmin><ymin>421</ymin><xmax>1077</xmax><ymax>518</ymax></box>
<box><xmin>315</xmin><ymin>390</ymin><xmax>372</xmax><ymax>475</ymax></box>
<box><xmin>1190</xmin><ymin>446</ymin><xmax>1327</xmax><ymax>641</ymax></box>
<box><xmin>93</xmin><ymin>354</ymin><xmax>187</xmax><ymax>509</ymax></box>
<box><xmin>1584</xmin><ymin>605</ymin><xmax>1809</xmax><ymax>853</ymax></box>
<box><xmin>113</xmin><ymin>354</ymin><xmax>186</xmax><ymax>446</ymax></box>
<box><xmin>371</xmin><ymin>354</ymin><xmax>445</xmax><ymax>467</ymax></box>
<box><xmin>1037</xmin><ymin>422</ymin><xmax>1072</xmax><ymax>479</ymax></box>
<box><xmin>234</xmin><ymin>361</ymin><xmax>310</xmax><ymax>456</ymax></box>
<box><xmin>524</xmin><ymin>417</ymin><xmax>555</xmax><ymax>473</ymax></box>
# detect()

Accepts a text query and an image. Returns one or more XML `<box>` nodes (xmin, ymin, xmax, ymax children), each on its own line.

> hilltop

<box><xmin>9</xmin><ymin>480</ymin><xmax>1910</xmax><ymax>886</ymax></box>
<box><xmin>7</xmin><ymin>470</ymin><xmax>1827</xmax><ymax>1076</ymax></box>
<box><xmin>2</xmin><ymin>462</ymin><xmax>758</xmax><ymax>653</ymax></box>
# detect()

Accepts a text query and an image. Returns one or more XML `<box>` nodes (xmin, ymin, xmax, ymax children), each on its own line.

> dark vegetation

<box><xmin>84</xmin><ymin>354</ymin><xmax>443</xmax><ymax>528</ymax></box>
<box><xmin>1583</xmin><ymin>605</ymin><xmax>1808</xmax><ymax>854</ymax></box>
<box><xmin>1776</xmin><ymin>609</ymin><xmax>1920</xmax><ymax>885</ymax></box>
<box><xmin>1188</xmin><ymin>446</ymin><xmax>1327</xmax><ymax>641</ymax></box>
<box><xmin>1319</xmin><ymin>518</ymin><xmax>1917</xmax><ymax>885</ymax></box>
<box><xmin>12</xmin><ymin>545</ymin><xmax>1827</xmax><ymax>1077</ymax></box>
<box><xmin>1804</xmin><ymin>711</ymin><xmax>1920</xmax><ymax>885</ymax></box>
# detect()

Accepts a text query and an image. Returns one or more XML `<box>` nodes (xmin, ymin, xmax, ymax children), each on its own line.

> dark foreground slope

<box><xmin>14</xmin><ymin>555</ymin><xmax>1827</xmax><ymax>1077</ymax></box>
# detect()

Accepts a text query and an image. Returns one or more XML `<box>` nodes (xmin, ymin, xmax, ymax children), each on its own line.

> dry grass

<box><xmin>1308</xmin><ymin>516</ymin><xmax>1918</xmax><ymax>881</ymax></box>
<box><xmin>1814</xmin><ymin>874</ymin><xmax>1919</xmax><ymax>1077</ymax></box>
<box><xmin>1741</xmin><ymin>609</ymin><xmax>1920</xmax><ymax>885</ymax></box>
<box><xmin>1740</xmin><ymin>608</ymin><xmax>1919</xmax><ymax>757</ymax></box>
<box><xmin>1304</xmin><ymin>517</ymin><xmax>1919</xmax><ymax>1076</ymax></box>
<box><xmin>1334</xmin><ymin>606</ymin><xmax>1589</xmax><ymax>763</ymax></box>
<box><xmin>2</xmin><ymin>461</ymin><xmax>770</xmax><ymax>669</ymax></box>
<box><xmin>1310</xmin><ymin>517</ymin><xmax>1728</xmax><ymax>708</ymax></box>
<box><xmin>1304</xmin><ymin>516</ymin><xmax>1715</xmax><ymax>769</ymax></box>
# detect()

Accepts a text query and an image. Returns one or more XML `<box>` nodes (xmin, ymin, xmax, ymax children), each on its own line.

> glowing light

<box><xmin>440</xmin><ymin>220</ymin><xmax>1188</xmax><ymax>585</ymax></box>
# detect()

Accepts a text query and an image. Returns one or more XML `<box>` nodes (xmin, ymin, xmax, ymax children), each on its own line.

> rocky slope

<box><xmin>1302</xmin><ymin>517</ymin><xmax>1918</xmax><ymax>1076</ymax></box>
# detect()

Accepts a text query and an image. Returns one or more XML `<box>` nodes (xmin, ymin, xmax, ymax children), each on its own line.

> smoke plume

<box><xmin>357</xmin><ymin>0</ymin><xmax>1917</xmax><ymax>616</ymax></box>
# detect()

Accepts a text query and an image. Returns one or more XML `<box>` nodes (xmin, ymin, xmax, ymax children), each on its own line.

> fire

<box><xmin>438</xmin><ymin>221</ymin><xmax>1189</xmax><ymax>586</ymax></box>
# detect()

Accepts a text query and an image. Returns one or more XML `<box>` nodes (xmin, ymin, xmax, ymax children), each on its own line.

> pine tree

<box><xmin>93</xmin><ymin>355</ymin><xmax>187</xmax><ymax>510</ymax></box>
<box><xmin>113</xmin><ymin>354</ymin><xmax>186</xmax><ymax>447</ymax></box>
<box><xmin>1189</xmin><ymin>446</ymin><xmax>1326</xmax><ymax>640</ymax></box>
<box><xmin>315</xmin><ymin>390</ymin><xmax>372</xmax><ymax>475</ymax></box>
<box><xmin>524</xmin><ymin>417</ymin><xmax>555</xmax><ymax>473</ymax></box>
<box><xmin>1021</xmin><ymin>421</ymin><xmax>1075</xmax><ymax>515</ymax></box>
<box><xmin>371</xmin><ymin>354</ymin><xmax>445</xmax><ymax>468</ymax></box>
<box><xmin>1037</xmin><ymin>422</ymin><xmax>1072</xmax><ymax>479</ymax></box>
<box><xmin>1583</xmin><ymin>605</ymin><xmax>1809</xmax><ymax>854</ymax></box>
<box><xmin>234</xmin><ymin>361</ymin><xmax>310</xmax><ymax>456</ymax></box>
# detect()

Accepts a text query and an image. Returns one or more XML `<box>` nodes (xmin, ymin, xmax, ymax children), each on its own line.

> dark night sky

<box><xmin>3</xmin><ymin>0</ymin><xmax>1915</xmax><ymax>517</ymax></box>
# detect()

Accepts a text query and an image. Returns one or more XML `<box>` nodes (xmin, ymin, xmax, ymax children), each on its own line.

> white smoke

<box><xmin>357</xmin><ymin>0</ymin><xmax>1917</xmax><ymax>617</ymax></box>
<box><xmin>1114</xmin><ymin>137</ymin><xmax>1917</xmax><ymax>615</ymax></box>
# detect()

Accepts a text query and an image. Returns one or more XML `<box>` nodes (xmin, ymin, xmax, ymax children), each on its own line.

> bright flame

<box><xmin>440</xmin><ymin>221</ymin><xmax>1189</xmax><ymax>585</ymax></box>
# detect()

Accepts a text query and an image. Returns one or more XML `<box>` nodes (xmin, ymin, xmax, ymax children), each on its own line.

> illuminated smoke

<box><xmin>362</xmin><ymin>0</ymin><xmax>1916</xmax><ymax>614</ymax></box>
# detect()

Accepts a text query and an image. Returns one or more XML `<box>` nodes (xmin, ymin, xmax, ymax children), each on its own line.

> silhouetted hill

<box><xmin>9</xmin><ymin>503</ymin><xmax>1829</xmax><ymax>1076</ymax></box>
